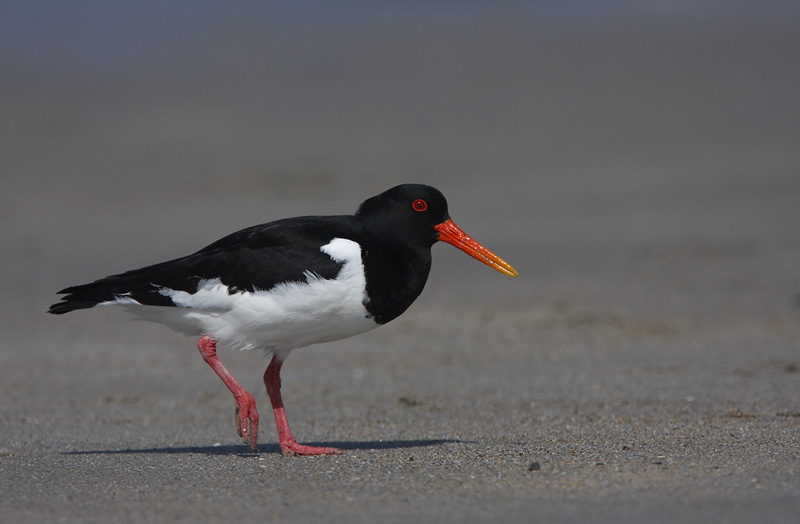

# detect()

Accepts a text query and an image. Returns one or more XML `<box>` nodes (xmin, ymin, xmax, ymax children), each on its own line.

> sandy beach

<box><xmin>1</xmin><ymin>3</ymin><xmax>799</xmax><ymax>522</ymax></box>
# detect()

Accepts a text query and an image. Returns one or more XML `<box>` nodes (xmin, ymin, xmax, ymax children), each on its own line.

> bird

<box><xmin>49</xmin><ymin>184</ymin><xmax>518</xmax><ymax>455</ymax></box>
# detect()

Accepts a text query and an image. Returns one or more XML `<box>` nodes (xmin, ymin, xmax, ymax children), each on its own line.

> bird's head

<box><xmin>357</xmin><ymin>184</ymin><xmax>518</xmax><ymax>277</ymax></box>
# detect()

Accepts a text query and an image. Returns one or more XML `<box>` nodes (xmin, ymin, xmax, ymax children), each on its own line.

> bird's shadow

<box><xmin>61</xmin><ymin>438</ymin><xmax>465</xmax><ymax>457</ymax></box>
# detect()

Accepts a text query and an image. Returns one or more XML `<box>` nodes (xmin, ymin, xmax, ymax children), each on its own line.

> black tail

<box><xmin>48</xmin><ymin>274</ymin><xmax>182</xmax><ymax>314</ymax></box>
<box><xmin>48</xmin><ymin>298</ymin><xmax>101</xmax><ymax>315</ymax></box>
<box><xmin>47</xmin><ymin>223</ymin><xmax>281</xmax><ymax>315</ymax></box>
<box><xmin>48</xmin><ymin>255</ymin><xmax>206</xmax><ymax>315</ymax></box>
<box><xmin>48</xmin><ymin>281</ymin><xmax>124</xmax><ymax>315</ymax></box>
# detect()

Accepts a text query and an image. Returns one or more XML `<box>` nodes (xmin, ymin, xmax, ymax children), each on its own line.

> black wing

<box><xmin>48</xmin><ymin>215</ymin><xmax>363</xmax><ymax>314</ymax></box>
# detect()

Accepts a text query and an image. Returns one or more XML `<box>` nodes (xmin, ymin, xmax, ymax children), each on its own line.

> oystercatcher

<box><xmin>49</xmin><ymin>184</ymin><xmax>518</xmax><ymax>455</ymax></box>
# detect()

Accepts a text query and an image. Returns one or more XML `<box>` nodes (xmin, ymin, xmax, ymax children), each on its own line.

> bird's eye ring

<box><xmin>412</xmin><ymin>199</ymin><xmax>428</xmax><ymax>212</ymax></box>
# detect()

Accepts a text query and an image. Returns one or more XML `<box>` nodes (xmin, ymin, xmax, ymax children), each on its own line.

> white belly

<box><xmin>113</xmin><ymin>238</ymin><xmax>378</xmax><ymax>355</ymax></box>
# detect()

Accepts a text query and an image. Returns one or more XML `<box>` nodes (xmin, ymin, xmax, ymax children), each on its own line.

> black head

<box><xmin>356</xmin><ymin>184</ymin><xmax>451</xmax><ymax>248</ymax></box>
<box><xmin>356</xmin><ymin>184</ymin><xmax>518</xmax><ymax>277</ymax></box>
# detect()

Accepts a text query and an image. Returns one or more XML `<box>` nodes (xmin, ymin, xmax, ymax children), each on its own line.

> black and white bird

<box><xmin>49</xmin><ymin>184</ymin><xmax>518</xmax><ymax>455</ymax></box>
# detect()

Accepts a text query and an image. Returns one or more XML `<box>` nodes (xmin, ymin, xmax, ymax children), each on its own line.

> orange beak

<box><xmin>434</xmin><ymin>219</ymin><xmax>519</xmax><ymax>277</ymax></box>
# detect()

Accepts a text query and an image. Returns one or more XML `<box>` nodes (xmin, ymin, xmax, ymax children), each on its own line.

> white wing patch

<box><xmin>159</xmin><ymin>278</ymin><xmax>233</xmax><ymax>310</ymax></box>
<box><xmin>111</xmin><ymin>237</ymin><xmax>377</xmax><ymax>355</ymax></box>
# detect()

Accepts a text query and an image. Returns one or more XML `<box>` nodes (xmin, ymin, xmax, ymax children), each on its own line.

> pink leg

<box><xmin>264</xmin><ymin>355</ymin><xmax>342</xmax><ymax>456</ymax></box>
<box><xmin>197</xmin><ymin>335</ymin><xmax>259</xmax><ymax>451</ymax></box>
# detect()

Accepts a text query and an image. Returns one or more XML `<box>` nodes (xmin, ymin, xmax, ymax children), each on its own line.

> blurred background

<box><xmin>3</xmin><ymin>1</ymin><xmax>798</xmax><ymax>304</ymax></box>
<box><xmin>3</xmin><ymin>0</ymin><xmax>800</xmax><ymax>408</ymax></box>
<box><xmin>0</xmin><ymin>1</ymin><xmax>800</xmax><ymax>302</ymax></box>
<box><xmin>4</xmin><ymin>0</ymin><xmax>800</xmax><ymax>413</ymax></box>
<box><xmin>2</xmin><ymin>2</ymin><xmax>800</xmax><ymax>520</ymax></box>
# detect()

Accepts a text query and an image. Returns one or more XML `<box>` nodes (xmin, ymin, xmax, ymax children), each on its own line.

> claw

<box><xmin>280</xmin><ymin>439</ymin><xmax>342</xmax><ymax>456</ymax></box>
<box><xmin>234</xmin><ymin>393</ymin><xmax>259</xmax><ymax>450</ymax></box>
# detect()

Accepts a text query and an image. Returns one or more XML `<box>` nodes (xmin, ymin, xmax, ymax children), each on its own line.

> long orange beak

<box><xmin>434</xmin><ymin>219</ymin><xmax>519</xmax><ymax>277</ymax></box>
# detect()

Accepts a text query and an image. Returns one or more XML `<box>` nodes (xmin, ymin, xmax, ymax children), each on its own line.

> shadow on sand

<box><xmin>61</xmin><ymin>438</ymin><xmax>465</xmax><ymax>456</ymax></box>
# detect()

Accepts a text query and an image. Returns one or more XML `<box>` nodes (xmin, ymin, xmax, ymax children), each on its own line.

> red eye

<box><xmin>412</xmin><ymin>199</ymin><xmax>428</xmax><ymax>212</ymax></box>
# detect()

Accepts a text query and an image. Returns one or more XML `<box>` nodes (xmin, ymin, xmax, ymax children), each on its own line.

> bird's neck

<box><xmin>362</xmin><ymin>245</ymin><xmax>432</xmax><ymax>325</ymax></box>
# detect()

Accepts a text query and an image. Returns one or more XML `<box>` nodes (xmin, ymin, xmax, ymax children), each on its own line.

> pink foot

<box><xmin>279</xmin><ymin>438</ymin><xmax>342</xmax><ymax>456</ymax></box>
<box><xmin>232</xmin><ymin>390</ymin><xmax>260</xmax><ymax>450</ymax></box>
<box><xmin>198</xmin><ymin>335</ymin><xmax>260</xmax><ymax>450</ymax></box>
<box><xmin>264</xmin><ymin>355</ymin><xmax>341</xmax><ymax>456</ymax></box>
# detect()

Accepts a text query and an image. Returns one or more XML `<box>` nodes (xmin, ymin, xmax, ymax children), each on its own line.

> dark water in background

<box><xmin>5</xmin><ymin>2</ymin><xmax>800</xmax><ymax>78</ymax></box>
